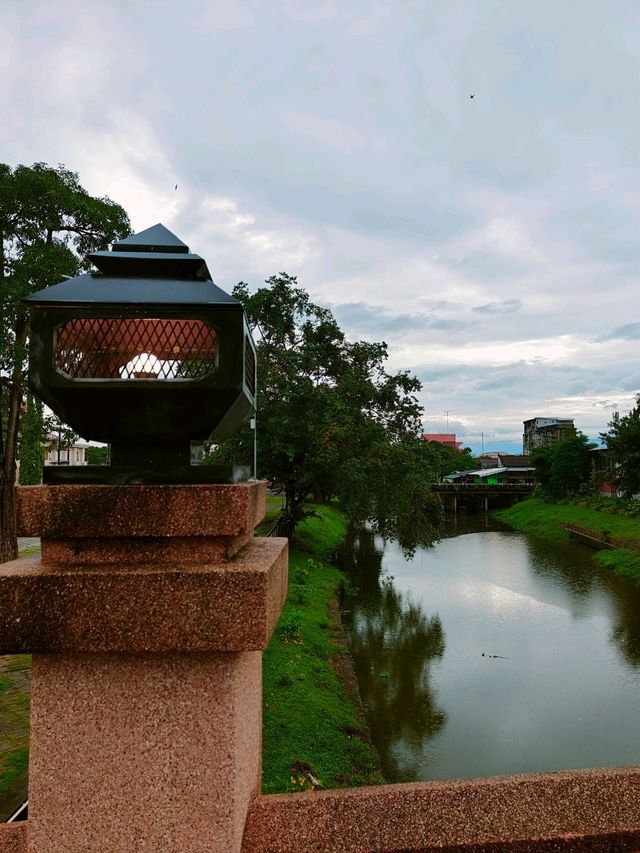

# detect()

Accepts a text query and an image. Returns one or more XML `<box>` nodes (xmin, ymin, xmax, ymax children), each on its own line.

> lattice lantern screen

<box><xmin>54</xmin><ymin>318</ymin><xmax>218</xmax><ymax>380</ymax></box>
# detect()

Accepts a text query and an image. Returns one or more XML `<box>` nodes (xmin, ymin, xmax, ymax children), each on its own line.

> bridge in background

<box><xmin>433</xmin><ymin>482</ymin><xmax>534</xmax><ymax>513</ymax></box>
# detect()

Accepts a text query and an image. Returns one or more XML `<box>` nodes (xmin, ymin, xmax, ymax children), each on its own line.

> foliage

<box><xmin>17</xmin><ymin>393</ymin><xmax>44</xmax><ymax>484</ymax></box>
<box><xmin>292</xmin><ymin>502</ymin><xmax>348</xmax><ymax>556</ymax></box>
<box><xmin>601</xmin><ymin>394</ymin><xmax>640</xmax><ymax>497</ymax></box>
<box><xmin>422</xmin><ymin>440</ymin><xmax>475</xmax><ymax>478</ymax></box>
<box><xmin>262</xmin><ymin>506</ymin><xmax>384</xmax><ymax>793</ymax></box>
<box><xmin>531</xmin><ymin>429</ymin><xmax>595</xmax><ymax>499</ymax></box>
<box><xmin>214</xmin><ymin>274</ymin><xmax>442</xmax><ymax>549</ymax></box>
<box><xmin>595</xmin><ymin>548</ymin><xmax>640</xmax><ymax>585</ymax></box>
<box><xmin>85</xmin><ymin>444</ymin><xmax>109</xmax><ymax>465</ymax></box>
<box><xmin>44</xmin><ymin>414</ymin><xmax>79</xmax><ymax>465</ymax></box>
<box><xmin>0</xmin><ymin>654</ymin><xmax>30</xmax><ymax>817</ymax></box>
<box><xmin>0</xmin><ymin>162</ymin><xmax>130</xmax><ymax>560</ymax></box>
<box><xmin>337</xmin><ymin>525</ymin><xmax>447</xmax><ymax>780</ymax></box>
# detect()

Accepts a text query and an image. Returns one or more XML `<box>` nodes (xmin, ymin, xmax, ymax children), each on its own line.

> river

<box><xmin>339</xmin><ymin>516</ymin><xmax>640</xmax><ymax>783</ymax></box>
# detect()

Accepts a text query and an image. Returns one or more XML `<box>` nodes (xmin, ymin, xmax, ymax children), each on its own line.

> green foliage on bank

<box><xmin>291</xmin><ymin>502</ymin><xmax>348</xmax><ymax>557</ymax></box>
<box><xmin>262</xmin><ymin>504</ymin><xmax>384</xmax><ymax>793</ymax></box>
<box><xmin>0</xmin><ymin>654</ymin><xmax>30</xmax><ymax>818</ymax></box>
<box><xmin>601</xmin><ymin>394</ymin><xmax>640</xmax><ymax>497</ymax></box>
<box><xmin>530</xmin><ymin>430</ymin><xmax>595</xmax><ymax>499</ymax></box>
<box><xmin>495</xmin><ymin>497</ymin><xmax>640</xmax><ymax>545</ymax></box>
<box><xmin>495</xmin><ymin>498</ymin><xmax>640</xmax><ymax>584</ymax></box>
<box><xmin>595</xmin><ymin>549</ymin><xmax>640</xmax><ymax>585</ymax></box>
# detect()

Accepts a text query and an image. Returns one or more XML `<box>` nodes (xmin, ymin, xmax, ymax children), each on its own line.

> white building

<box><xmin>44</xmin><ymin>437</ymin><xmax>90</xmax><ymax>466</ymax></box>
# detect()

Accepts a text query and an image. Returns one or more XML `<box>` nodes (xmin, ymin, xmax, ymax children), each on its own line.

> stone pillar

<box><xmin>0</xmin><ymin>483</ymin><xmax>287</xmax><ymax>853</ymax></box>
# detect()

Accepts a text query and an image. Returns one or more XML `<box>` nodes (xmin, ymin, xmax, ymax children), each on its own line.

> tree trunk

<box><xmin>283</xmin><ymin>480</ymin><xmax>308</xmax><ymax>541</ymax></box>
<box><xmin>0</xmin><ymin>479</ymin><xmax>17</xmax><ymax>563</ymax></box>
<box><xmin>0</xmin><ymin>316</ymin><xmax>28</xmax><ymax>562</ymax></box>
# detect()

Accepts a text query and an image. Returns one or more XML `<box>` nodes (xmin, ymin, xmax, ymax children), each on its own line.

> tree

<box><xmin>601</xmin><ymin>394</ymin><xmax>640</xmax><ymax>497</ymax></box>
<box><xmin>0</xmin><ymin>163</ymin><xmax>130</xmax><ymax>561</ymax></box>
<box><xmin>214</xmin><ymin>273</ymin><xmax>443</xmax><ymax>549</ymax></box>
<box><xmin>531</xmin><ymin>429</ymin><xmax>595</xmax><ymax>499</ymax></box>
<box><xmin>422</xmin><ymin>440</ymin><xmax>475</xmax><ymax>480</ymax></box>
<box><xmin>18</xmin><ymin>392</ymin><xmax>44</xmax><ymax>485</ymax></box>
<box><xmin>86</xmin><ymin>445</ymin><xmax>109</xmax><ymax>465</ymax></box>
<box><xmin>44</xmin><ymin>414</ymin><xmax>79</xmax><ymax>466</ymax></box>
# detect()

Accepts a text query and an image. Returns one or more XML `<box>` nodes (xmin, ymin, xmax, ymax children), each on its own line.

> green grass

<box><xmin>595</xmin><ymin>549</ymin><xmax>640</xmax><ymax>584</ymax></box>
<box><xmin>17</xmin><ymin>546</ymin><xmax>40</xmax><ymax>557</ymax></box>
<box><xmin>5</xmin><ymin>655</ymin><xmax>31</xmax><ymax>673</ymax></box>
<box><xmin>495</xmin><ymin>498</ymin><xmax>640</xmax><ymax>584</ymax></box>
<box><xmin>495</xmin><ymin>498</ymin><xmax>640</xmax><ymax>545</ymax></box>
<box><xmin>0</xmin><ymin>656</ymin><xmax>30</xmax><ymax>812</ymax></box>
<box><xmin>261</xmin><ymin>504</ymin><xmax>384</xmax><ymax>793</ymax></box>
<box><xmin>292</xmin><ymin>502</ymin><xmax>348</xmax><ymax>556</ymax></box>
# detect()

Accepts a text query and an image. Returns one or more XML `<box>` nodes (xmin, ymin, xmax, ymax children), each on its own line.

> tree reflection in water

<box><xmin>524</xmin><ymin>535</ymin><xmax>640</xmax><ymax>669</ymax></box>
<box><xmin>340</xmin><ymin>527</ymin><xmax>447</xmax><ymax>781</ymax></box>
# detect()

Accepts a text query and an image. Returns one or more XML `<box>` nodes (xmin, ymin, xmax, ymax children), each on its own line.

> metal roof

<box><xmin>24</xmin><ymin>223</ymin><xmax>238</xmax><ymax>308</ymax></box>
<box><xmin>446</xmin><ymin>466</ymin><xmax>534</xmax><ymax>480</ymax></box>
<box><xmin>112</xmin><ymin>223</ymin><xmax>189</xmax><ymax>253</ymax></box>
<box><xmin>24</xmin><ymin>273</ymin><xmax>239</xmax><ymax>308</ymax></box>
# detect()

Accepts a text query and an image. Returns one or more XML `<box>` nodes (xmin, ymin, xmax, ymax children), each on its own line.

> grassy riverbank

<box><xmin>495</xmin><ymin>498</ymin><xmax>640</xmax><ymax>584</ymax></box>
<box><xmin>262</xmin><ymin>503</ymin><xmax>384</xmax><ymax>793</ymax></box>
<box><xmin>0</xmin><ymin>656</ymin><xmax>30</xmax><ymax>820</ymax></box>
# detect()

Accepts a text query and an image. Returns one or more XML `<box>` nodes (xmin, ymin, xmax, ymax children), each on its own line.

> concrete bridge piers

<box><xmin>433</xmin><ymin>484</ymin><xmax>534</xmax><ymax>515</ymax></box>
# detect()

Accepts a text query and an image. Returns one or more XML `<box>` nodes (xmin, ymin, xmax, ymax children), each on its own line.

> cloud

<box><xmin>473</xmin><ymin>299</ymin><xmax>522</xmax><ymax>315</ymax></box>
<box><xmin>332</xmin><ymin>301</ymin><xmax>471</xmax><ymax>336</ymax></box>
<box><xmin>1</xmin><ymin>0</ymin><xmax>638</xmax><ymax>454</ymax></box>
<box><xmin>601</xmin><ymin>323</ymin><xmax>640</xmax><ymax>341</ymax></box>
<box><xmin>281</xmin><ymin>112</ymin><xmax>367</xmax><ymax>154</ymax></box>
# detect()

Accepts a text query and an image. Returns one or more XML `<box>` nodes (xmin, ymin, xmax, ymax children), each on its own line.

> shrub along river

<box><xmin>339</xmin><ymin>516</ymin><xmax>640</xmax><ymax>783</ymax></box>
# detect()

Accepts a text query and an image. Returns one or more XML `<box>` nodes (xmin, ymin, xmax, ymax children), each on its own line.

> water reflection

<box><xmin>340</xmin><ymin>529</ymin><xmax>446</xmax><ymax>780</ymax></box>
<box><xmin>523</xmin><ymin>536</ymin><xmax>640</xmax><ymax>668</ymax></box>
<box><xmin>340</xmin><ymin>520</ymin><xmax>640</xmax><ymax>782</ymax></box>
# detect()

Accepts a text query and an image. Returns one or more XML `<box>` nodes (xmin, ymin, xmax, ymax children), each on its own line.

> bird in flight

<box><xmin>470</xmin><ymin>94</ymin><xmax>475</xmax><ymax>99</ymax></box>
<box><xmin>174</xmin><ymin>184</ymin><xmax>178</xmax><ymax>190</ymax></box>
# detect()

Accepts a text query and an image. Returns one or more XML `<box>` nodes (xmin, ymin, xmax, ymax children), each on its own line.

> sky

<box><xmin>1</xmin><ymin>0</ymin><xmax>638</xmax><ymax>454</ymax></box>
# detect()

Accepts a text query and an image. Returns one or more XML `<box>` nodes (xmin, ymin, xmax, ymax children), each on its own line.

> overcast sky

<box><xmin>2</xmin><ymin>0</ymin><xmax>638</xmax><ymax>452</ymax></box>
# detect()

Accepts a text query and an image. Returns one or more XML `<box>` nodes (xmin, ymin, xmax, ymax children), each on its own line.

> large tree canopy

<box><xmin>214</xmin><ymin>273</ymin><xmax>444</xmax><ymax>552</ymax></box>
<box><xmin>601</xmin><ymin>395</ymin><xmax>640</xmax><ymax>498</ymax></box>
<box><xmin>0</xmin><ymin>162</ymin><xmax>130</xmax><ymax>560</ymax></box>
<box><xmin>531</xmin><ymin>429</ymin><xmax>595</xmax><ymax>500</ymax></box>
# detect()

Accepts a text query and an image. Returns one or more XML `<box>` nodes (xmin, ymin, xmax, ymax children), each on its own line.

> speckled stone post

<box><xmin>1</xmin><ymin>483</ymin><xmax>288</xmax><ymax>853</ymax></box>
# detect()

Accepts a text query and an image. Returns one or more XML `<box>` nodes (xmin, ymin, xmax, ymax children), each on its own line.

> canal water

<box><xmin>339</xmin><ymin>517</ymin><xmax>640</xmax><ymax>782</ymax></box>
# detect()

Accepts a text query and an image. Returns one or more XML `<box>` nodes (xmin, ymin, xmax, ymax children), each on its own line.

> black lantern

<box><xmin>25</xmin><ymin>224</ymin><xmax>256</xmax><ymax>484</ymax></box>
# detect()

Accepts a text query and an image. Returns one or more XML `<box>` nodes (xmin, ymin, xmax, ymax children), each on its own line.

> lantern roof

<box><xmin>112</xmin><ymin>223</ymin><xmax>189</xmax><ymax>253</ymax></box>
<box><xmin>24</xmin><ymin>223</ymin><xmax>240</xmax><ymax>309</ymax></box>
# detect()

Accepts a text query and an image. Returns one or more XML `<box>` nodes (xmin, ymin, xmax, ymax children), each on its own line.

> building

<box><xmin>424</xmin><ymin>433</ymin><xmax>463</xmax><ymax>450</ymax></box>
<box><xmin>44</xmin><ymin>436</ymin><xmax>89</xmax><ymax>467</ymax></box>
<box><xmin>444</xmin><ymin>459</ymin><xmax>535</xmax><ymax>486</ymax></box>
<box><xmin>476</xmin><ymin>453</ymin><xmax>531</xmax><ymax>470</ymax></box>
<box><xmin>522</xmin><ymin>417</ymin><xmax>574</xmax><ymax>454</ymax></box>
